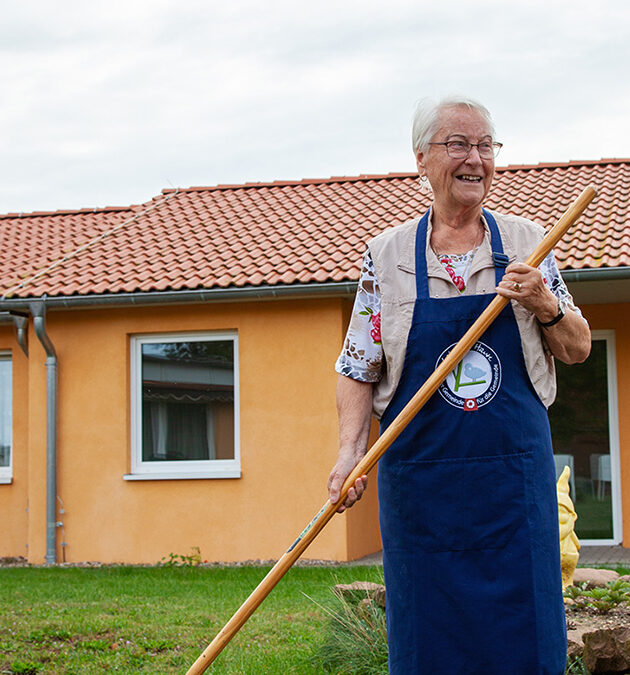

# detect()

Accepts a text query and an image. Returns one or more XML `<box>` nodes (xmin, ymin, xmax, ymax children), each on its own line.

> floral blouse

<box><xmin>335</xmin><ymin>248</ymin><xmax>585</xmax><ymax>383</ymax></box>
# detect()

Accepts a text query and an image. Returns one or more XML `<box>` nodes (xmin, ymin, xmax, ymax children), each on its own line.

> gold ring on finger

<box><xmin>512</xmin><ymin>282</ymin><xmax>522</xmax><ymax>292</ymax></box>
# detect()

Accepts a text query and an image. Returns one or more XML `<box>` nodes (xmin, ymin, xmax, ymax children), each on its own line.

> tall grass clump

<box><xmin>309</xmin><ymin>582</ymin><xmax>388</xmax><ymax>674</ymax></box>
<box><xmin>565</xmin><ymin>655</ymin><xmax>590</xmax><ymax>674</ymax></box>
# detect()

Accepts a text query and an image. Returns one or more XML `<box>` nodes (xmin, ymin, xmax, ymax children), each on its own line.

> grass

<box><xmin>4</xmin><ymin>562</ymin><xmax>625</xmax><ymax>674</ymax></box>
<box><xmin>308</xmin><ymin>581</ymin><xmax>388</xmax><ymax>674</ymax></box>
<box><xmin>565</xmin><ymin>656</ymin><xmax>590</xmax><ymax>674</ymax></box>
<box><xmin>0</xmin><ymin>564</ymin><xmax>384</xmax><ymax>674</ymax></box>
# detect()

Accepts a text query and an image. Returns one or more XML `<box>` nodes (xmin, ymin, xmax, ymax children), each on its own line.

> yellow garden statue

<box><xmin>557</xmin><ymin>465</ymin><xmax>580</xmax><ymax>589</ymax></box>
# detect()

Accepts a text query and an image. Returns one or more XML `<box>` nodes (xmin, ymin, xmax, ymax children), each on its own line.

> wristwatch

<box><xmin>537</xmin><ymin>297</ymin><xmax>566</xmax><ymax>329</ymax></box>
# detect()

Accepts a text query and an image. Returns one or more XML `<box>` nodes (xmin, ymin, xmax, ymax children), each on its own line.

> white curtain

<box><xmin>206</xmin><ymin>405</ymin><xmax>216</xmax><ymax>460</ymax></box>
<box><xmin>149</xmin><ymin>401</ymin><xmax>168</xmax><ymax>459</ymax></box>
<box><xmin>0</xmin><ymin>358</ymin><xmax>12</xmax><ymax>467</ymax></box>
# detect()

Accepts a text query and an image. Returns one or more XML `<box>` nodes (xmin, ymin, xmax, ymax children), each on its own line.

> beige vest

<box><xmin>368</xmin><ymin>209</ymin><xmax>556</xmax><ymax>419</ymax></box>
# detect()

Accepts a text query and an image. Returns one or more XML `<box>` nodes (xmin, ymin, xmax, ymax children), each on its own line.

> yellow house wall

<box><xmin>581</xmin><ymin>303</ymin><xmax>630</xmax><ymax>546</ymax></box>
<box><xmin>19</xmin><ymin>298</ymin><xmax>361</xmax><ymax>564</ymax></box>
<box><xmin>0</xmin><ymin>326</ymin><xmax>29</xmax><ymax>558</ymax></box>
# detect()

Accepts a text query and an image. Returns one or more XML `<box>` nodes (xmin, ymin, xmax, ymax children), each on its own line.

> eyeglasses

<box><xmin>429</xmin><ymin>140</ymin><xmax>503</xmax><ymax>160</ymax></box>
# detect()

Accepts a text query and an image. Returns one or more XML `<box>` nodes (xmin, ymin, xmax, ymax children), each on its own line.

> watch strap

<box><xmin>537</xmin><ymin>299</ymin><xmax>565</xmax><ymax>328</ymax></box>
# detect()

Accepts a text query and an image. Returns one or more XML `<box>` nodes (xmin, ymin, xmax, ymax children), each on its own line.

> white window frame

<box><xmin>0</xmin><ymin>352</ymin><xmax>12</xmax><ymax>484</ymax></box>
<box><xmin>580</xmin><ymin>330</ymin><xmax>622</xmax><ymax>545</ymax></box>
<box><xmin>125</xmin><ymin>331</ymin><xmax>240</xmax><ymax>480</ymax></box>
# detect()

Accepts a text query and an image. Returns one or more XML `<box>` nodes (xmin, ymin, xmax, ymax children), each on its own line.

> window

<box><xmin>127</xmin><ymin>333</ymin><xmax>240</xmax><ymax>480</ymax></box>
<box><xmin>0</xmin><ymin>353</ymin><xmax>11</xmax><ymax>483</ymax></box>
<box><xmin>549</xmin><ymin>331</ymin><xmax>621</xmax><ymax>543</ymax></box>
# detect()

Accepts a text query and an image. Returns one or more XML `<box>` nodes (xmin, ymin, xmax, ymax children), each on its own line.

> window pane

<box><xmin>0</xmin><ymin>357</ymin><xmax>11</xmax><ymax>468</ymax></box>
<box><xmin>141</xmin><ymin>341</ymin><xmax>234</xmax><ymax>462</ymax></box>
<box><xmin>549</xmin><ymin>340</ymin><xmax>612</xmax><ymax>539</ymax></box>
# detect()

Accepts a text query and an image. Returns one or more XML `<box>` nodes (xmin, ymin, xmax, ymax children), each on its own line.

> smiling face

<box><xmin>416</xmin><ymin>105</ymin><xmax>495</xmax><ymax>217</ymax></box>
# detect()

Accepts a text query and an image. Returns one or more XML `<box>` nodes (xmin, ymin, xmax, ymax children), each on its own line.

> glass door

<box><xmin>548</xmin><ymin>331</ymin><xmax>621</xmax><ymax>544</ymax></box>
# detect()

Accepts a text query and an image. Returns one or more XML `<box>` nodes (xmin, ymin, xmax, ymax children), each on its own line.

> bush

<box><xmin>309</xmin><ymin>585</ymin><xmax>388</xmax><ymax>674</ymax></box>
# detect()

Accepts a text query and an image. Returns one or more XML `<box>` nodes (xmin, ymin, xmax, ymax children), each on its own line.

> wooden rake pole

<box><xmin>186</xmin><ymin>185</ymin><xmax>597</xmax><ymax>674</ymax></box>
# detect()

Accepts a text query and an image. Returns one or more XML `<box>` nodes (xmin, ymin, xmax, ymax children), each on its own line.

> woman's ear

<box><xmin>415</xmin><ymin>149</ymin><xmax>426</xmax><ymax>176</ymax></box>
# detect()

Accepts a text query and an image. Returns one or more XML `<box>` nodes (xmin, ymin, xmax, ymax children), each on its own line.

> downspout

<box><xmin>10</xmin><ymin>311</ymin><xmax>29</xmax><ymax>357</ymax></box>
<box><xmin>30</xmin><ymin>301</ymin><xmax>58</xmax><ymax>564</ymax></box>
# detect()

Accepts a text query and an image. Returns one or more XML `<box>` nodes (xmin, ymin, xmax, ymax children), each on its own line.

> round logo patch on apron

<box><xmin>436</xmin><ymin>341</ymin><xmax>502</xmax><ymax>411</ymax></box>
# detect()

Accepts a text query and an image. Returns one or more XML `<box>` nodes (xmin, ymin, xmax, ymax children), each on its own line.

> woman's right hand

<box><xmin>330</xmin><ymin>374</ymin><xmax>373</xmax><ymax>512</ymax></box>
<box><xmin>327</xmin><ymin>452</ymin><xmax>368</xmax><ymax>513</ymax></box>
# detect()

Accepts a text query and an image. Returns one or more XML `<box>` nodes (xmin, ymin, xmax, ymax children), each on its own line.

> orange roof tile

<box><xmin>0</xmin><ymin>205</ymin><xmax>136</xmax><ymax>298</ymax></box>
<box><xmin>1</xmin><ymin>159</ymin><xmax>628</xmax><ymax>300</ymax></box>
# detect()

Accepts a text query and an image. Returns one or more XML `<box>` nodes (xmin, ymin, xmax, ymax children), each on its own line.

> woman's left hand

<box><xmin>496</xmin><ymin>262</ymin><xmax>557</xmax><ymax>321</ymax></box>
<box><xmin>496</xmin><ymin>261</ymin><xmax>591</xmax><ymax>365</ymax></box>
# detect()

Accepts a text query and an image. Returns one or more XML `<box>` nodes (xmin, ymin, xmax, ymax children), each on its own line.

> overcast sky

<box><xmin>1</xmin><ymin>0</ymin><xmax>628</xmax><ymax>213</ymax></box>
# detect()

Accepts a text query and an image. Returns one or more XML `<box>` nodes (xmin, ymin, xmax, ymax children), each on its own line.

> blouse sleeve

<box><xmin>539</xmin><ymin>251</ymin><xmax>588</xmax><ymax>324</ymax></box>
<box><xmin>334</xmin><ymin>249</ymin><xmax>384</xmax><ymax>383</ymax></box>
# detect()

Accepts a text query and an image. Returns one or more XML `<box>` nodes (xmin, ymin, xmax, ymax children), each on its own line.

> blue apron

<box><xmin>378</xmin><ymin>209</ymin><xmax>566</xmax><ymax>674</ymax></box>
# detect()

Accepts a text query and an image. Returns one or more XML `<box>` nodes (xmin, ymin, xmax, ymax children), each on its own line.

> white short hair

<box><xmin>411</xmin><ymin>96</ymin><xmax>496</xmax><ymax>155</ymax></box>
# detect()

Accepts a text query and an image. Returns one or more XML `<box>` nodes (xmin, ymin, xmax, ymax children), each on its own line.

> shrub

<box><xmin>309</xmin><ymin>587</ymin><xmax>388</xmax><ymax>674</ymax></box>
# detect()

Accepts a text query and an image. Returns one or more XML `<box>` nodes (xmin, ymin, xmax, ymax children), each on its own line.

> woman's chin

<box><xmin>443</xmin><ymin>191</ymin><xmax>486</xmax><ymax>211</ymax></box>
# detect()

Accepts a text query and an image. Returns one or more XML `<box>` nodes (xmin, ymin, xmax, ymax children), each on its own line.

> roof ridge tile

<box><xmin>0</xmin><ymin>205</ymin><xmax>135</xmax><ymax>220</ymax></box>
<box><xmin>156</xmin><ymin>159</ymin><xmax>630</xmax><ymax>195</ymax></box>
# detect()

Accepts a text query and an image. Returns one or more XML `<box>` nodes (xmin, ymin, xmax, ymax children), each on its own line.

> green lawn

<box><xmin>0</xmin><ymin>564</ymin><xmax>383</xmax><ymax>674</ymax></box>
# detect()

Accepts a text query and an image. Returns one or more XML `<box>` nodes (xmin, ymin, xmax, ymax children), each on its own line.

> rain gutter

<box><xmin>1</xmin><ymin>268</ymin><xmax>628</xmax><ymax>312</ymax></box>
<box><xmin>30</xmin><ymin>302</ymin><xmax>59</xmax><ymax>564</ymax></box>
<box><xmin>0</xmin><ymin>281</ymin><xmax>359</xmax><ymax>311</ymax></box>
<box><xmin>561</xmin><ymin>267</ymin><xmax>630</xmax><ymax>283</ymax></box>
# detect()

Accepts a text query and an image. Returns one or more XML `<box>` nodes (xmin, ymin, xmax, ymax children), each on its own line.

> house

<box><xmin>0</xmin><ymin>158</ymin><xmax>628</xmax><ymax>564</ymax></box>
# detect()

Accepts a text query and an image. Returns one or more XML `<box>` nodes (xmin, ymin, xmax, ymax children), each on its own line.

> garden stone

<box><xmin>582</xmin><ymin>627</ymin><xmax>630</xmax><ymax>673</ymax></box>
<box><xmin>573</xmin><ymin>568</ymin><xmax>620</xmax><ymax>589</ymax></box>
<box><xmin>567</xmin><ymin>637</ymin><xmax>583</xmax><ymax>661</ymax></box>
<box><xmin>333</xmin><ymin>581</ymin><xmax>386</xmax><ymax>608</ymax></box>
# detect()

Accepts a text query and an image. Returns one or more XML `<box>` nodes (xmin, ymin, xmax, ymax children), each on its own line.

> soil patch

<box><xmin>566</xmin><ymin>604</ymin><xmax>630</xmax><ymax>645</ymax></box>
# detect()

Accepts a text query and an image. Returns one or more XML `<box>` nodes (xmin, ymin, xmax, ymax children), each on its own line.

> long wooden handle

<box><xmin>186</xmin><ymin>185</ymin><xmax>597</xmax><ymax>674</ymax></box>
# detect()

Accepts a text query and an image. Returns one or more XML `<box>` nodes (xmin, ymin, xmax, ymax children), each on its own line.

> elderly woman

<box><xmin>327</xmin><ymin>96</ymin><xmax>591</xmax><ymax>674</ymax></box>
